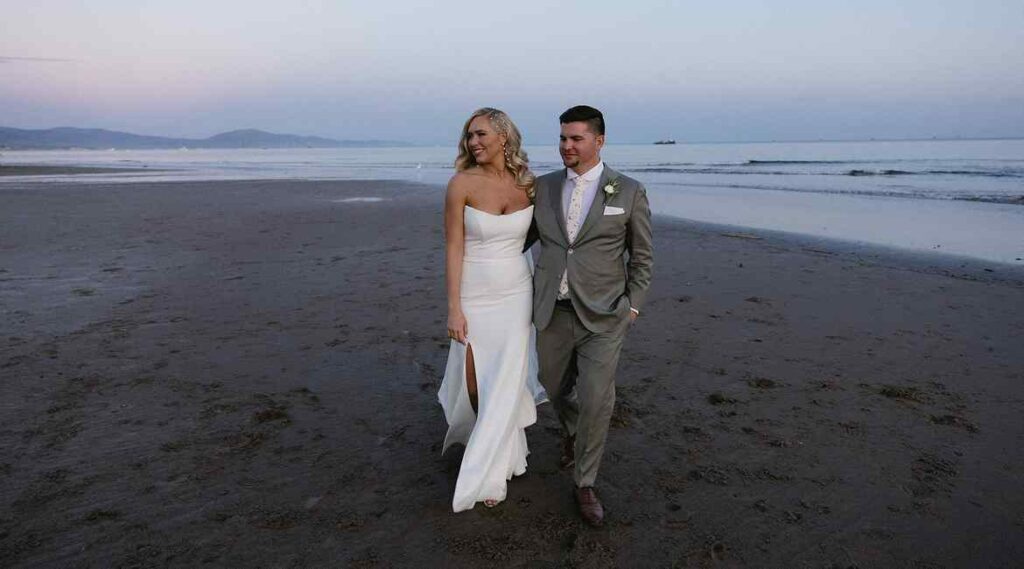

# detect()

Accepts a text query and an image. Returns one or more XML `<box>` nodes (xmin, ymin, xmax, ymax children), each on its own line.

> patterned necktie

<box><xmin>558</xmin><ymin>175</ymin><xmax>588</xmax><ymax>298</ymax></box>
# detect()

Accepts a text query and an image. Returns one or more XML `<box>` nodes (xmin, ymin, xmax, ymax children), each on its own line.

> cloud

<box><xmin>0</xmin><ymin>56</ymin><xmax>75</xmax><ymax>64</ymax></box>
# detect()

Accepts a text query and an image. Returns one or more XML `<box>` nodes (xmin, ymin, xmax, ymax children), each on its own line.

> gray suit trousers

<box><xmin>537</xmin><ymin>300</ymin><xmax>628</xmax><ymax>488</ymax></box>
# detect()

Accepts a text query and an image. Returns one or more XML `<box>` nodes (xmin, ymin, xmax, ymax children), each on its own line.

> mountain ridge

<box><xmin>0</xmin><ymin>126</ymin><xmax>408</xmax><ymax>149</ymax></box>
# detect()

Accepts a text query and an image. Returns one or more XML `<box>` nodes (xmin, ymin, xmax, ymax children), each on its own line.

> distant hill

<box><xmin>0</xmin><ymin>127</ymin><xmax>408</xmax><ymax>150</ymax></box>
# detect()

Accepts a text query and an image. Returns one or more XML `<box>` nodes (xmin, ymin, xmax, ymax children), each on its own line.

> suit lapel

<box><xmin>550</xmin><ymin>169</ymin><xmax>570</xmax><ymax>244</ymax></box>
<box><xmin>573</xmin><ymin>164</ymin><xmax>615</xmax><ymax>244</ymax></box>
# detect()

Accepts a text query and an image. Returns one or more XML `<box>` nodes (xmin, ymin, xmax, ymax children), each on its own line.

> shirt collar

<box><xmin>567</xmin><ymin>161</ymin><xmax>604</xmax><ymax>183</ymax></box>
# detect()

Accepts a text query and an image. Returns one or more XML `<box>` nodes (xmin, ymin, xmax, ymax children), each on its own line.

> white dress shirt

<box><xmin>562</xmin><ymin>161</ymin><xmax>604</xmax><ymax>226</ymax></box>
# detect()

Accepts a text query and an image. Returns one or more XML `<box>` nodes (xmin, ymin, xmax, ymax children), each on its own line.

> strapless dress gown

<box><xmin>438</xmin><ymin>204</ymin><xmax>546</xmax><ymax>512</ymax></box>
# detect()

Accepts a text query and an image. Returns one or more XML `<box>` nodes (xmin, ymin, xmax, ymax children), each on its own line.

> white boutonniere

<box><xmin>602</xmin><ymin>178</ymin><xmax>620</xmax><ymax>202</ymax></box>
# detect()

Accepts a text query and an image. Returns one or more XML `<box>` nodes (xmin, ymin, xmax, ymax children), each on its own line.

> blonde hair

<box><xmin>455</xmin><ymin>107</ymin><xmax>535</xmax><ymax>198</ymax></box>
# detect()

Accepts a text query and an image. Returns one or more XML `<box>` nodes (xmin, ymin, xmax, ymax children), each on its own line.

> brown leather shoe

<box><xmin>574</xmin><ymin>486</ymin><xmax>604</xmax><ymax>527</ymax></box>
<box><xmin>560</xmin><ymin>435</ymin><xmax>576</xmax><ymax>469</ymax></box>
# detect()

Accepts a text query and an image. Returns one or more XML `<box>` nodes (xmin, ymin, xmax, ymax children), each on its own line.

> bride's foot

<box><xmin>484</xmin><ymin>499</ymin><xmax>500</xmax><ymax>508</ymax></box>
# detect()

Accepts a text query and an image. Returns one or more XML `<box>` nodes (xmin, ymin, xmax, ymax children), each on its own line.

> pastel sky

<box><xmin>2</xmin><ymin>0</ymin><xmax>1022</xmax><ymax>143</ymax></box>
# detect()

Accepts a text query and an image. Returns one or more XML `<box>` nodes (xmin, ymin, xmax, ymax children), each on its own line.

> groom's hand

<box><xmin>629</xmin><ymin>307</ymin><xmax>639</xmax><ymax>324</ymax></box>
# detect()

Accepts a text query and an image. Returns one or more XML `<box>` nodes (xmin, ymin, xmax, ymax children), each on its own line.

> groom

<box><xmin>529</xmin><ymin>105</ymin><xmax>653</xmax><ymax>526</ymax></box>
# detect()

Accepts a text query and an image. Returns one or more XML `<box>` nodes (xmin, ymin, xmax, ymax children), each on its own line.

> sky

<box><xmin>2</xmin><ymin>0</ymin><xmax>1022</xmax><ymax>144</ymax></box>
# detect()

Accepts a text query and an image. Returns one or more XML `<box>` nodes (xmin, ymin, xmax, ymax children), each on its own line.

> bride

<box><xmin>438</xmin><ymin>108</ymin><xmax>546</xmax><ymax>511</ymax></box>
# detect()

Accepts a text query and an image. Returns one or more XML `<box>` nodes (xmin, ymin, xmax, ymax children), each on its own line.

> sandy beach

<box><xmin>1</xmin><ymin>178</ymin><xmax>1022</xmax><ymax>568</ymax></box>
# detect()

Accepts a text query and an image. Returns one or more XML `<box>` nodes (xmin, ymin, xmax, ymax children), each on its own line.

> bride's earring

<box><xmin>504</xmin><ymin>144</ymin><xmax>512</xmax><ymax>166</ymax></box>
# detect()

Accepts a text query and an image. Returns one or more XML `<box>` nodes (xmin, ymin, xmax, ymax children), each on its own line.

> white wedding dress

<box><xmin>438</xmin><ymin>204</ymin><xmax>547</xmax><ymax>512</ymax></box>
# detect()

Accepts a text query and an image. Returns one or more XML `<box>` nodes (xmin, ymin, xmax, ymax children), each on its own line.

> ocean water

<box><xmin>3</xmin><ymin>139</ymin><xmax>1022</xmax><ymax>265</ymax></box>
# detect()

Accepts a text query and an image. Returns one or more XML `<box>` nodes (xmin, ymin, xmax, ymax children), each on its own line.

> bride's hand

<box><xmin>447</xmin><ymin>311</ymin><xmax>468</xmax><ymax>344</ymax></box>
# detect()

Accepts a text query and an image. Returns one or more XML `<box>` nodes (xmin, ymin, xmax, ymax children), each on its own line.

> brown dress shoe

<box><xmin>560</xmin><ymin>435</ymin><xmax>576</xmax><ymax>469</ymax></box>
<box><xmin>574</xmin><ymin>486</ymin><xmax>604</xmax><ymax>527</ymax></box>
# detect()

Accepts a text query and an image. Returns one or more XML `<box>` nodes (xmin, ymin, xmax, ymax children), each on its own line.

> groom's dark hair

<box><xmin>560</xmin><ymin>105</ymin><xmax>605</xmax><ymax>136</ymax></box>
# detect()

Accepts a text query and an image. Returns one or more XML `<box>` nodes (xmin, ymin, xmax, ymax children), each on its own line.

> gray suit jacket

<box><xmin>529</xmin><ymin>165</ymin><xmax>653</xmax><ymax>333</ymax></box>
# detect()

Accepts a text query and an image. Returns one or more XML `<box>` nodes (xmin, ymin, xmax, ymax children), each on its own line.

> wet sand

<box><xmin>1</xmin><ymin>179</ymin><xmax>1022</xmax><ymax>568</ymax></box>
<box><xmin>0</xmin><ymin>165</ymin><xmax>156</xmax><ymax>177</ymax></box>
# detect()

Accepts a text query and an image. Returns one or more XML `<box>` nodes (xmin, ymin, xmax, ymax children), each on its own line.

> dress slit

<box><xmin>465</xmin><ymin>342</ymin><xmax>478</xmax><ymax>414</ymax></box>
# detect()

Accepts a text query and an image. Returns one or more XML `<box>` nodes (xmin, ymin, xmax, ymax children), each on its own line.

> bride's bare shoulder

<box><xmin>447</xmin><ymin>168</ymin><xmax>485</xmax><ymax>194</ymax></box>
<box><xmin>446</xmin><ymin>170</ymin><xmax>477</xmax><ymax>205</ymax></box>
<box><xmin>449</xmin><ymin>167</ymin><xmax>484</xmax><ymax>183</ymax></box>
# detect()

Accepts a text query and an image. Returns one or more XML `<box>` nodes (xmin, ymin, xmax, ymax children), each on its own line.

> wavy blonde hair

<box><xmin>455</xmin><ymin>107</ymin><xmax>535</xmax><ymax>198</ymax></box>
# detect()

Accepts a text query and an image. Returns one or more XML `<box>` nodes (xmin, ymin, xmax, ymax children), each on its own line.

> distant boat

<box><xmin>653</xmin><ymin>139</ymin><xmax>676</xmax><ymax>145</ymax></box>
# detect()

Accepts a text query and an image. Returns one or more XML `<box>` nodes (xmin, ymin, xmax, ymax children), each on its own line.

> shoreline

<box><xmin>2</xmin><ymin>178</ymin><xmax>1022</xmax><ymax>567</ymax></box>
<box><xmin>0</xmin><ymin>164</ymin><xmax>163</xmax><ymax>177</ymax></box>
<box><xmin>3</xmin><ymin>145</ymin><xmax>1020</xmax><ymax>266</ymax></box>
<box><xmin>653</xmin><ymin>215</ymin><xmax>1024</xmax><ymax>285</ymax></box>
<box><xmin>5</xmin><ymin>173</ymin><xmax>1022</xmax><ymax>277</ymax></box>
